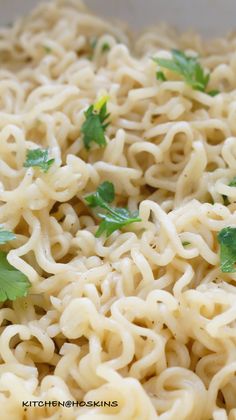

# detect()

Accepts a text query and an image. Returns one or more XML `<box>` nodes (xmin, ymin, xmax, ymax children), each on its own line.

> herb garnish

<box><xmin>0</xmin><ymin>231</ymin><xmax>30</xmax><ymax>301</ymax></box>
<box><xmin>90</xmin><ymin>38</ymin><xmax>97</xmax><ymax>50</ymax></box>
<box><xmin>101</xmin><ymin>42</ymin><xmax>111</xmax><ymax>52</ymax></box>
<box><xmin>81</xmin><ymin>96</ymin><xmax>110</xmax><ymax>149</ymax></box>
<box><xmin>182</xmin><ymin>241</ymin><xmax>191</xmax><ymax>247</ymax></box>
<box><xmin>43</xmin><ymin>46</ymin><xmax>52</xmax><ymax>54</ymax></box>
<box><xmin>222</xmin><ymin>176</ymin><xmax>236</xmax><ymax>205</ymax></box>
<box><xmin>156</xmin><ymin>71</ymin><xmax>166</xmax><ymax>81</ymax></box>
<box><xmin>228</xmin><ymin>177</ymin><xmax>236</xmax><ymax>187</ymax></box>
<box><xmin>217</xmin><ymin>227</ymin><xmax>236</xmax><ymax>272</ymax></box>
<box><xmin>89</xmin><ymin>38</ymin><xmax>110</xmax><ymax>57</ymax></box>
<box><xmin>153</xmin><ymin>49</ymin><xmax>219</xmax><ymax>96</ymax></box>
<box><xmin>24</xmin><ymin>148</ymin><xmax>55</xmax><ymax>173</ymax></box>
<box><xmin>0</xmin><ymin>251</ymin><xmax>30</xmax><ymax>302</ymax></box>
<box><xmin>85</xmin><ymin>181</ymin><xmax>141</xmax><ymax>237</ymax></box>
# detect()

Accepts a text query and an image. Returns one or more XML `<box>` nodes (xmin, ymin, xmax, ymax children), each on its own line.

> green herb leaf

<box><xmin>43</xmin><ymin>46</ymin><xmax>52</xmax><ymax>54</ymax></box>
<box><xmin>85</xmin><ymin>181</ymin><xmax>115</xmax><ymax>208</ymax></box>
<box><xmin>0</xmin><ymin>227</ymin><xmax>16</xmax><ymax>244</ymax></box>
<box><xmin>208</xmin><ymin>89</ymin><xmax>220</xmax><ymax>97</ymax></box>
<box><xmin>85</xmin><ymin>181</ymin><xmax>141</xmax><ymax>237</ymax></box>
<box><xmin>88</xmin><ymin>37</ymin><xmax>97</xmax><ymax>60</ymax></box>
<box><xmin>97</xmin><ymin>181</ymin><xmax>115</xmax><ymax>203</ymax></box>
<box><xmin>24</xmin><ymin>148</ymin><xmax>55</xmax><ymax>173</ymax></box>
<box><xmin>156</xmin><ymin>71</ymin><xmax>166</xmax><ymax>81</ymax></box>
<box><xmin>217</xmin><ymin>227</ymin><xmax>236</xmax><ymax>272</ymax></box>
<box><xmin>0</xmin><ymin>251</ymin><xmax>31</xmax><ymax>302</ymax></box>
<box><xmin>228</xmin><ymin>176</ymin><xmax>236</xmax><ymax>187</ymax></box>
<box><xmin>81</xmin><ymin>97</ymin><xmax>110</xmax><ymax>149</ymax></box>
<box><xmin>90</xmin><ymin>37</ymin><xmax>97</xmax><ymax>50</ymax></box>
<box><xmin>152</xmin><ymin>49</ymin><xmax>218</xmax><ymax>95</ymax></box>
<box><xmin>101</xmin><ymin>42</ymin><xmax>111</xmax><ymax>52</ymax></box>
<box><xmin>222</xmin><ymin>177</ymin><xmax>236</xmax><ymax>205</ymax></box>
<box><xmin>96</xmin><ymin>208</ymin><xmax>141</xmax><ymax>237</ymax></box>
<box><xmin>182</xmin><ymin>241</ymin><xmax>190</xmax><ymax>246</ymax></box>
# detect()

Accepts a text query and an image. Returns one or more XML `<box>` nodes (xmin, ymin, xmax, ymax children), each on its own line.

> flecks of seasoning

<box><xmin>43</xmin><ymin>46</ymin><xmax>52</xmax><ymax>54</ymax></box>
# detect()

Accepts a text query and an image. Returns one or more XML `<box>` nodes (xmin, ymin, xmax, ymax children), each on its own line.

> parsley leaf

<box><xmin>0</xmin><ymin>251</ymin><xmax>30</xmax><ymax>302</ymax></box>
<box><xmin>98</xmin><ymin>181</ymin><xmax>115</xmax><ymax>202</ymax></box>
<box><xmin>228</xmin><ymin>176</ymin><xmax>236</xmax><ymax>187</ymax></box>
<box><xmin>90</xmin><ymin>37</ymin><xmax>97</xmax><ymax>50</ymax></box>
<box><xmin>85</xmin><ymin>181</ymin><xmax>141</xmax><ymax>237</ymax></box>
<box><xmin>222</xmin><ymin>176</ymin><xmax>236</xmax><ymax>205</ymax></box>
<box><xmin>85</xmin><ymin>181</ymin><xmax>115</xmax><ymax>208</ymax></box>
<box><xmin>101</xmin><ymin>42</ymin><xmax>111</xmax><ymax>52</ymax></box>
<box><xmin>24</xmin><ymin>148</ymin><xmax>55</xmax><ymax>173</ymax></box>
<box><xmin>43</xmin><ymin>46</ymin><xmax>52</xmax><ymax>54</ymax></box>
<box><xmin>81</xmin><ymin>97</ymin><xmax>110</xmax><ymax>149</ymax></box>
<box><xmin>153</xmin><ymin>49</ymin><xmax>218</xmax><ymax>95</ymax></box>
<box><xmin>0</xmin><ymin>227</ymin><xmax>16</xmax><ymax>244</ymax></box>
<box><xmin>217</xmin><ymin>227</ymin><xmax>236</xmax><ymax>272</ymax></box>
<box><xmin>95</xmin><ymin>207</ymin><xmax>141</xmax><ymax>237</ymax></box>
<box><xmin>88</xmin><ymin>37</ymin><xmax>97</xmax><ymax>60</ymax></box>
<box><xmin>208</xmin><ymin>89</ymin><xmax>220</xmax><ymax>97</ymax></box>
<box><xmin>156</xmin><ymin>71</ymin><xmax>166</xmax><ymax>81</ymax></box>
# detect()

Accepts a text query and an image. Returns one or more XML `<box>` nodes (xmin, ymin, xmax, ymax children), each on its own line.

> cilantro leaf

<box><xmin>222</xmin><ymin>176</ymin><xmax>236</xmax><ymax>205</ymax></box>
<box><xmin>228</xmin><ymin>177</ymin><xmax>236</xmax><ymax>187</ymax></box>
<box><xmin>0</xmin><ymin>251</ymin><xmax>31</xmax><ymax>302</ymax></box>
<box><xmin>208</xmin><ymin>90</ymin><xmax>220</xmax><ymax>97</ymax></box>
<box><xmin>85</xmin><ymin>181</ymin><xmax>141</xmax><ymax>237</ymax></box>
<box><xmin>152</xmin><ymin>49</ymin><xmax>218</xmax><ymax>96</ymax></box>
<box><xmin>81</xmin><ymin>97</ymin><xmax>110</xmax><ymax>150</ymax></box>
<box><xmin>24</xmin><ymin>148</ymin><xmax>55</xmax><ymax>173</ymax></box>
<box><xmin>88</xmin><ymin>37</ymin><xmax>97</xmax><ymax>60</ymax></box>
<box><xmin>101</xmin><ymin>43</ymin><xmax>111</xmax><ymax>52</ymax></box>
<box><xmin>0</xmin><ymin>227</ymin><xmax>16</xmax><ymax>244</ymax></box>
<box><xmin>43</xmin><ymin>46</ymin><xmax>52</xmax><ymax>54</ymax></box>
<box><xmin>156</xmin><ymin>71</ymin><xmax>166</xmax><ymax>81</ymax></box>
<box><xmin>217</xmin><ymin>227</ymin><xmax>236</xmax><ymax>272</ymax></box>
<box><xmin>97</xmin><ymin>181</ymin><xmax>115</xmax><ymax>203</ymax></box>
<box><xmin>96</xmin><ymin>208</ymin><xmax>141</xmax><ymax>237</ymax></box>
<box><xmin>85</xmin><ymin>181</ymin><xmax>114</xmax><ymax>208</ymax></box>
<box><xmin>90</xmin><ymin>37</ymin><xmax>97</xmax><ymax>50</ymax></box>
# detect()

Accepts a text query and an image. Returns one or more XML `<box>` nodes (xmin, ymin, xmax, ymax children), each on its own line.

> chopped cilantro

<box><xmin>81</xmin><ymin>96</ymin><xmax>110</xmax><ymax>149</ymax></box>
<box><xmin>88</xmin><ymin>37</ymin><xmax>97</xmax><ymax>59</ymax></box>
<box><xmin>208</xmin><ymin>89</ymin><xmax>220</xmax><ymax>97</ymax></box>
<box><xmin>222</xmin><ymin>176</ymin><xmax>236</xmax><ymax>205</ymax></box>
<box><xmin>85</xmin><ymin>181</ymin><xmax>141</xmax><ymax>237</ymax></box>
<box><xmin>90</xmin><ymin>37</ymin><xmax>97</xmax><ymax>50</ymax></box>
<box><xmin>156</xmin><ymin>71</ymin><xmax>166</xmax><ymax>81</ymax></box>
<box><xmin>101</xmin><ymin>42</ymin><xmax>111</xmax><ymax>52</ymax></box>
<box><xmin>228</xmin><ymin>177</ymin><xmax>236</xmax><ymax>187</ymax></box>
<box><xmin>152</xmin><ymin>49</ymin><xmax>219</xmax><ymax>96</ymax></box>
<box><xmin>0</xmin><ymin>251</ymin><xmax>30</xmax><ymax>302</ymax></box>
<box><xmin>217</xmin><ymin>227</ymin><xmax>236</xmax><ymax>272</ymax></box>
<box><xmin>43</xmin><ymin>46</ymin><xmax>52</xmax><ymax>54</ymax></box>
<box><xmin>24</xmin><ymin>148</ymin><xmax>55</xmax><ymax>173</ymax></box>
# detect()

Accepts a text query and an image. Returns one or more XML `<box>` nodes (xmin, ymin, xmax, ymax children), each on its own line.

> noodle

<box><xmin>0</xmin><ymin>0</ymin><xmax>236</xmax><ymax>419</ymax></box>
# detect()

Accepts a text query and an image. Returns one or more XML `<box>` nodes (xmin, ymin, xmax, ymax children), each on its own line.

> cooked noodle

<box><xmin>0</xmin><ymin>0</ymin><xmax>236</xmax><ymax>419</ymax></box>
